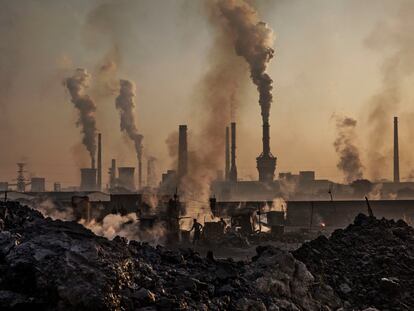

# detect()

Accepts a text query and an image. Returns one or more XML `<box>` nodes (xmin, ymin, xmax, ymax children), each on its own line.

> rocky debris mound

<box><xmin>293</xmin><ymin>213</ymin><xmax>414</xmax><ymax>311</ymax></box>
<box><xmin>0</xmin><ymin>201</ymin><xmax>341</xmax><ymax>310</ymax></box>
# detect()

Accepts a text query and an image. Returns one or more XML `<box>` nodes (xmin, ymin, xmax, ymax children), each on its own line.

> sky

<box><xmin>0</xmin><ymin>0</ymin><xmax>413</xmax><ymax>189</ymax></box>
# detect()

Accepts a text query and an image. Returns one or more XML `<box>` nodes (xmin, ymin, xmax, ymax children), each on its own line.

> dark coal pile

<box><xmin>294</xmin><ymin>213</ymin><xmax>414</xmax><ymax>311</ymax></box>
<box><xmin>0</xmin><ymin>202</ymin><xmax>341</xmax><ymax>311</ymax></box>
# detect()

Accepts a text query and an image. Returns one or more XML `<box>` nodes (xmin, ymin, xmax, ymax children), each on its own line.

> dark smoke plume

<box><xmin>334</xmin><ymin>116</ymin><xmax>364</xmax><ymax>183</ymax></box>
<box><xmin>64</xmin><ymin>68</ymin><xmax>97</xmax><ymax>162</ymax></box>
<box><xmin>115</xmin><ymin>79</ymin><xmax>143</xmax><ymax>160</ymax></box>
<box><xmin>365</xmin><ymin>1</ymin><xmax>414</xmax><ymax>179</ymax></box>
<box><xmin>218</xmin><ymin>0</ymin><xmax>274</xmax><ymax>124</ymax></box>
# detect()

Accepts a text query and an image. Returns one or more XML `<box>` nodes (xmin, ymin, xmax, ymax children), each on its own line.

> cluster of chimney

<box><xmin>174</xmin><ymin>119</ymin><xmax>278</xmax><ymax>187</ymax></box>
<box><xmin>80</xmin><ymin>132</ymin><xmax>145</xmax><ymax>192</ymax></box>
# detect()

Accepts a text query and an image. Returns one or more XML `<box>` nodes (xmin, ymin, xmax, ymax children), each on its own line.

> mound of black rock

<box><xmin>294</xmin><ymin>213</ymin><xmax>414</xmax><ymax>311</ymax></box>
<box><xmin>0</xmin><ymin>202</ymin><xmax>341</xmax><ymax>311</ymax></box>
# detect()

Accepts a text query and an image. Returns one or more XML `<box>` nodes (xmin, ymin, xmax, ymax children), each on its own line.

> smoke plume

<box><xmin>365</xmin><ymin>1</ymin><xmax>414</xmax><ymax>179</ymax></box>
<box><xmin>115</xmin><ymin>79</ymin><xmax>143</xmax><ymax>160</ymax></box>
<box><xmin>64</xmin><ymin>68</ymin><xmax>98</xmax><ymax>162</ymax></box>
<box><xmin>334</xmin><ymin>116</ymin><xmax>364</xmax><ymax>183</ymax></box>
<box><xmin>218</xmin><ymin>0</ymin><xmax>274</xmax><ymax>125</ymax></box>
<box><xmin>180</xmin><ymin>0</ymin><xmax>275</xmax><ymax>207</ymax></box>
<box><xmin>173</xmin><ymin>1</ymin><xmax>248</xmax><ymax>207</ymax></box>
<box><xmin>80</xmin><ymin>213</ymin><xmax>166</xmax><ymax>245</ymax></box>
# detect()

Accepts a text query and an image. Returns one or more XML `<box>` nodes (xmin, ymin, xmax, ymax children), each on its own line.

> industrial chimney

<box><xmin>225</xmin><ymin>126</ymin><xmax>230</xmax><ymax>181</ymax></box>
<box><xmin>138</xmin><ymin>156</ymin><xmax>142</xmax><ymax>191</ymax></box>
<box><xmin>109</xmin><ymin>159</ymin><xmax>116</xmax><ymax>190</ymax></box>
<box><xmin>256</xmin><ymin>118</ymin><xmax>276</xmax><ymax>182</ymax></box>
<box><xmin>178</xmin><ymin>125</ymin><xmax>188</xmax><ymax>182</ymax></box>
<box><xmin>97</xmin><ymin>133</ymin><xmax>102</xmax><ymax>191</ymax></box>
<box><xmin>229</xmin><ymin>122</ymin><xmax>238</xmax><ymax>182</ymax></box>
<box><xmin>394</xmin><ymin>116</ymin><xmax>400</xmax><ymax>183</ymax></box>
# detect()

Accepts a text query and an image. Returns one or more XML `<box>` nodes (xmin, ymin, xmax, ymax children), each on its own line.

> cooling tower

<box><xmin>31</xmin><ymin>177</ymin><xmax>46</xmax><ymax>192</ymax></box>
<box><xmin>80</xmin><ymin>168</ymin><xmax>97</xmax><ymax>191</ymax></box>
<box><xmin>118</xmin><ymin>167</ymin><xmax>136</xmax><ymax>191</ymax></box>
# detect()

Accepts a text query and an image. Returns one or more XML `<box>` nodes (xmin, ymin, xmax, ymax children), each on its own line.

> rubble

<box><xmin>294</xmin><ymin>213</ymin><xmax>414</xmax><ymax>311</ymax></box>
<box><xmin>0</xmin><ymin>201</ymin><xmax>340</xmax><ymax>310</ymax></box>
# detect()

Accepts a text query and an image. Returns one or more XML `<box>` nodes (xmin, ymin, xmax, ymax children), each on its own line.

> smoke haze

<box><xmin>365</xmin><ymin>1</ymin><xmax>414</xmax><ymax>180</ymax></box>
<box><xmin>334</xmin><ymin>116</ymin><xmax>364</xmax><ymax>184</ymax></box>
<box><xmin>179</xmin><ymin>0</ymin><xmax>248</xmax><ymax>205</ymax></box>
<box><xmin>2</xmin><ymin>0</ymin><xmax>414</xmax><ymax>188</ymax></box>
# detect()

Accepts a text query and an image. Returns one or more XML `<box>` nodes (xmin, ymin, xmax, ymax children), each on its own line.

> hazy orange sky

<box><xmin>1</xmin><ymin>0</ymin><xmax>414</xmax><ymax>189</ymax></box>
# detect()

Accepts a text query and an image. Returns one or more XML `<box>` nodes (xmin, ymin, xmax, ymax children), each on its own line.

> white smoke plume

<box><xmin>115</xmin><ymin>79</ymin><xmax>143</xmax><ymax>161</ymax></box>
<box><xmin>64</xmin><ymin>68</ymin><xmax>98</xmax><ymax>162</ymax></box>
<box><xmin>29</xmin><ymin>198</ymin><xmax>74</xmax><ymax>221</ymax></box>
<box><xmin>80</xmin><ymin>213</ymin><xmax>166</xmax><ymax>245</ymax></box>
<box><xmin>334</xmin><ymin>116</ymin><xmax>364</xmax><ymax>183</ymax></box>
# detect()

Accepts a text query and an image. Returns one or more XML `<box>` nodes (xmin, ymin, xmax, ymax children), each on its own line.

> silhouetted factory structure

<box><xmin>2</xmin><ymin>116</ymin><xmax>414</xmax><ymax>201</ymax></box>
<box><xmin>3</xmin><ymin>115</ymin><xmax>414</xmax><ymax>231</ymax></box>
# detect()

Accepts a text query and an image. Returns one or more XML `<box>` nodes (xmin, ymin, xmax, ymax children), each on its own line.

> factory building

<box><xmin>0</xmin><ymin>182</ymin><xmax>9</xmax><ymax>191</ymax></box>
<box><xmin>118</xmin><ymin>167</ymin><xmax>136</xmax><ymax>192</ymax></box>
<box><xmin>31</xmin><ymin>177</ymin><xmax>46</xmax><ymax>192</ymax></box>
<box><xmin>80</xmin><ymin>168</ymin><xmax>98</xmax><ymax>191</ymax></box>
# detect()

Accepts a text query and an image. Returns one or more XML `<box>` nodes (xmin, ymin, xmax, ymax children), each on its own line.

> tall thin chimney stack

<box><xmin>97</xmin><ymin>133</ymin><xmax>102</xmax><ymax>191</ymax></box>
<box><xmin>109</xmin><ymin>159</ymin><xmax>116</xmax><ymax>190</ymax></box>
<box><xmin>138</xmin><ymin>156</ymin><xmax>142</xmax><ymax>191</ymax></box>
<box><xmin>229</xmin><ymin>122</ymin><xmax>238</xmax><ymax>182</ymax></box>
<box><xmin>225</xmin><ymin>126</ymin><xmax>230</xmax><ymax>181</ymax></box>
<box><xmin>256</xmin><ymin>120</ymin><xmax>276</xmax><ymax>182</ymax></box>
<box><xmin>178</xmin><ymin>125</ymin><xmax>188</xmax><ymax>182</ymax></box>
<box><xmin>394</xmin><ymin>116</ymin><xmax>400</xmax><ymax>183</ymax></box>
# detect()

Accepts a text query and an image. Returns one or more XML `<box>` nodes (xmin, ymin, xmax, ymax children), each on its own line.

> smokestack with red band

<box><xmin>97</xmin><ymin>133</ymin><xmax>102</xmax><ymax>191</ymax></box>
<box><xmin>229</xmin><ymin>122</ymin><xmax>237</xmax><ymax>182</ymax></box>
<box><xmin>178</xmin><ymin>125</ymin><xmax>188</xmax><ymax>182</ymax></box>
<box><xmin>225</xmin><ymin>126</ymin><xmax>230</xmax><ymax>181</ymax></box>
<box><xmin>394</xmin><ymin>116</ymin><xmax>400</xmax><ymax>183</ymax></box>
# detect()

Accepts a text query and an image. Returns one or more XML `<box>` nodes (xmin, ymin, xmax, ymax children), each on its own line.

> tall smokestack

<box><xmin>97</xmin><ymin>133</ymin><xmax>102</xmax><ymax>191</ymax></box>
<box><xmin>109</xmin><ymin>159</ymin><xmax>116</xmax><ymax>190</ymax></box>
<box><xmin>256</xmin><ymin>119</ymin><xmax>276</xmax><ymax>182</ymax></box>
<box><xmin>394</xmin><ymin>116</ymin><xmax>400</xmax><ymax>183</ymax></box>
<box><xmin>138</xmin><ymin>157</ymin><xmax>142</xmax><ymax>191</ymax></box>
<box><xmin>225</xmin><ymin>126</ymin><xmax>230</xmax><ymax>181</ymax></box>
<box><xmin>229</xmin><ymin>122</ymin><xmax>237</xmax><ymax>182</ymax></box>
<box><xmin>178</xmin><ymin>125</ymin><xmax>188</xmax><ymax>182</ymax></box>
